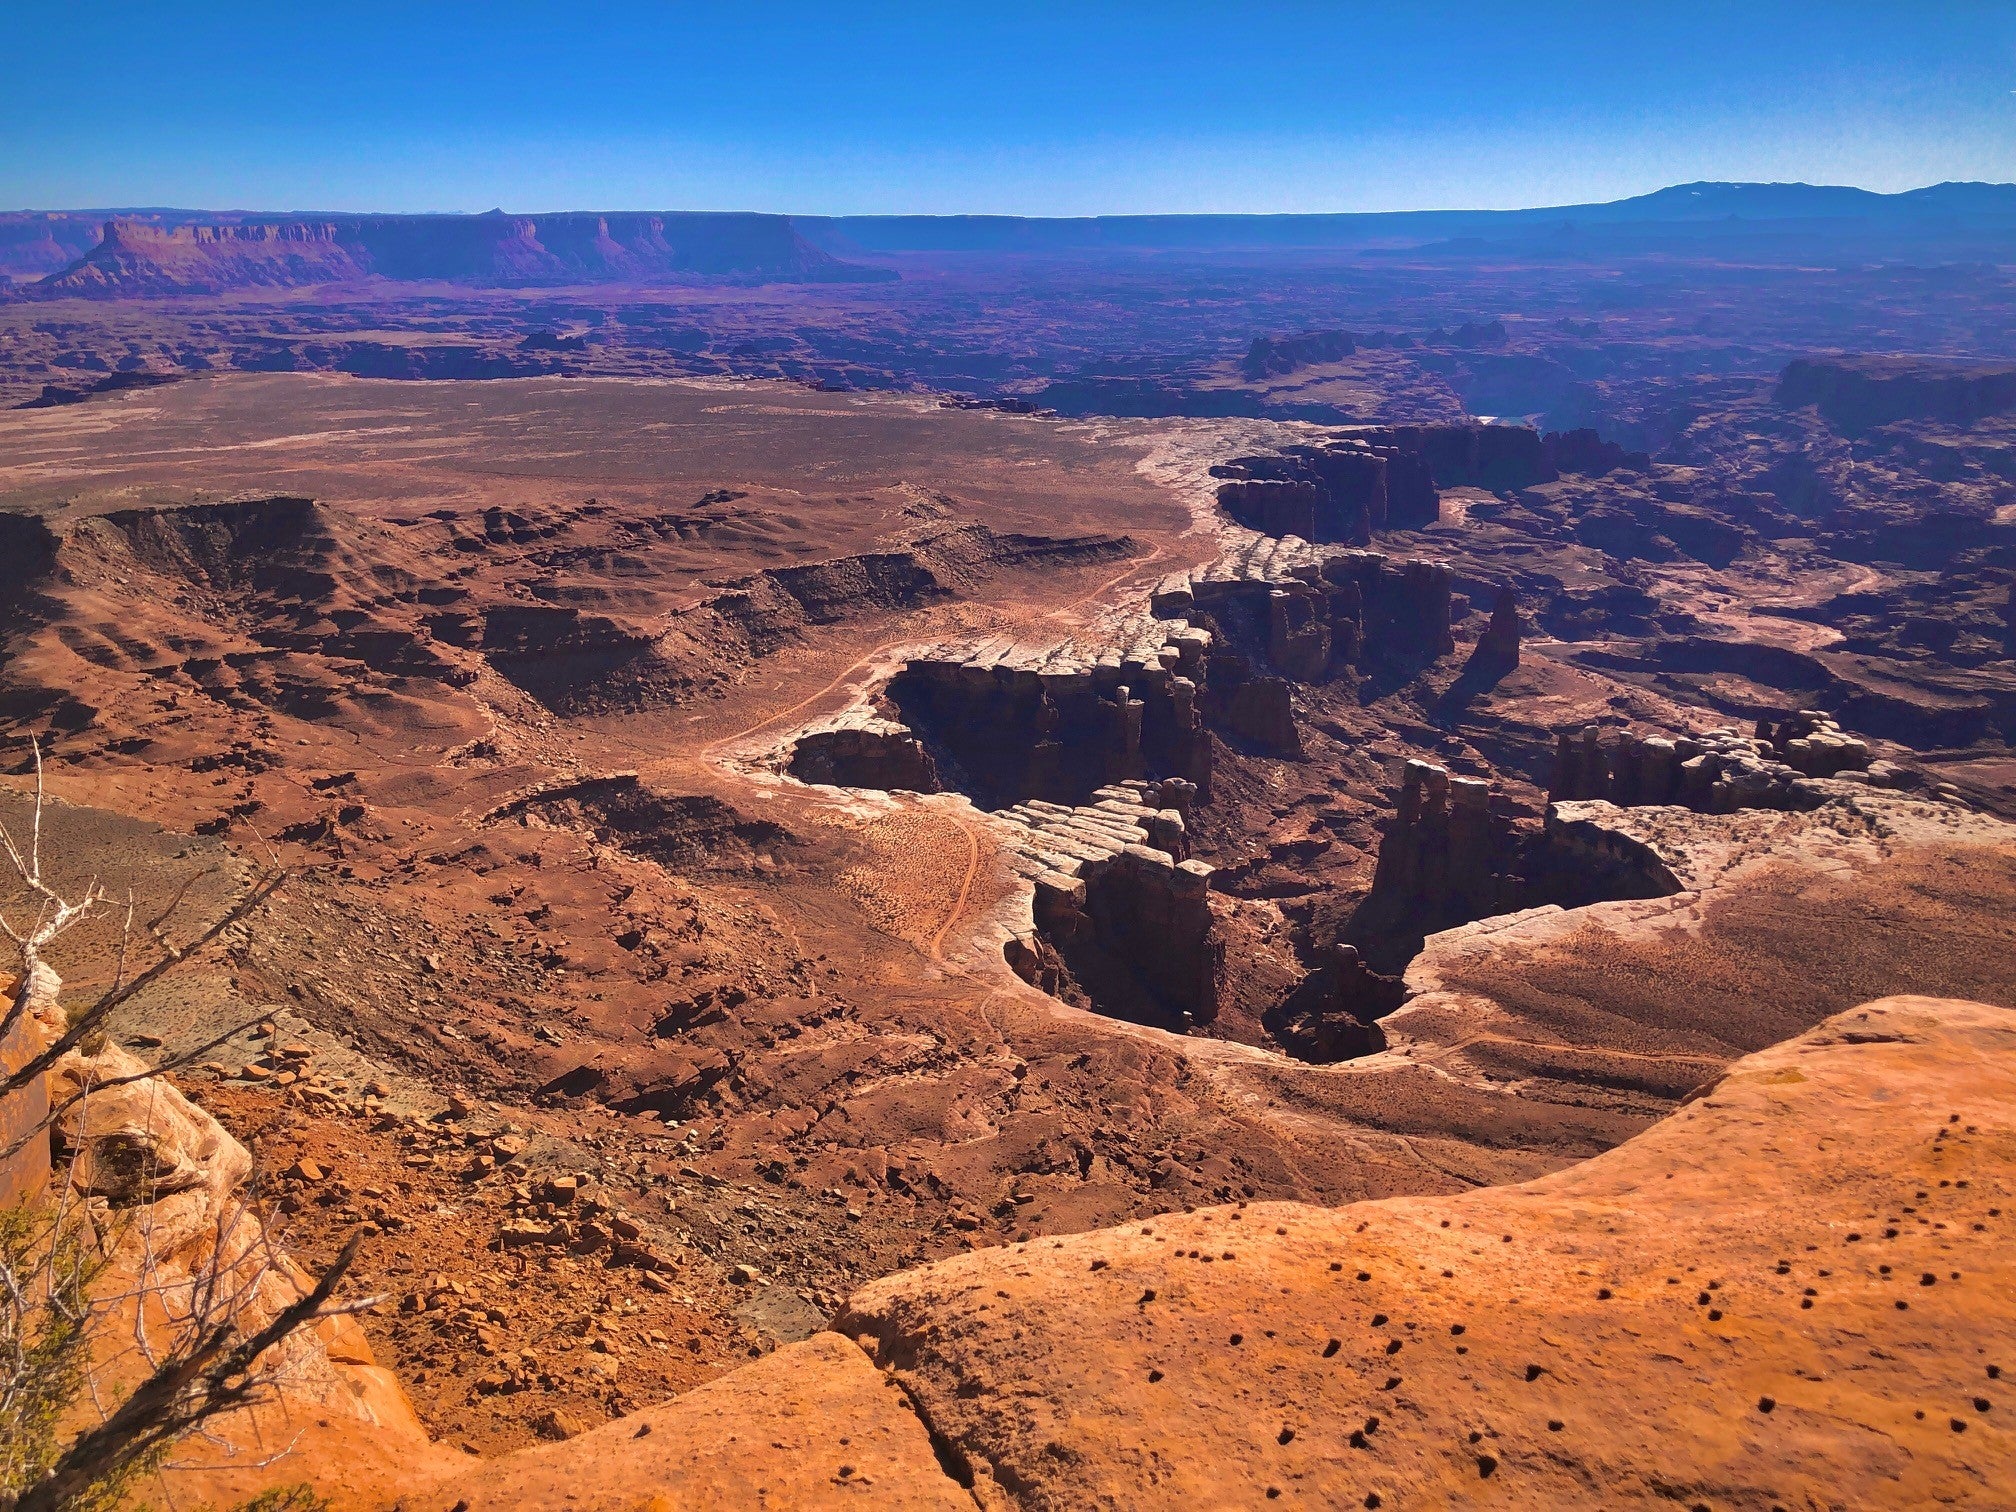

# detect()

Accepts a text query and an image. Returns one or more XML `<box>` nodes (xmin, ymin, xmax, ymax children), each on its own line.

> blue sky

<box><xmin>4</xmin><ymin>3</ymin><xmax>2012</xmax><ymax>214</ymax></box>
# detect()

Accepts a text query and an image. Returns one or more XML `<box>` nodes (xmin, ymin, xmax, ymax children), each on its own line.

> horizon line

<box><xmin>8</xmin><ymin>179</ymin><xmax>2016</xmax><ymax>223</ymax></box>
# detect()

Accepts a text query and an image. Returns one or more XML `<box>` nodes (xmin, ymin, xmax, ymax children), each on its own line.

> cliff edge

<box><xmin>430</xmin><ymin>995</ymin><xmax>2014</xmax><ymax>1509</ymax></box>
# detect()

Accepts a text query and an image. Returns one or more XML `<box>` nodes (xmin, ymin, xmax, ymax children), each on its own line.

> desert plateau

<box><xmin>4</xmin><ymin>8</ymin><xmax>2015</xmax><ymax>1509</ymax></box>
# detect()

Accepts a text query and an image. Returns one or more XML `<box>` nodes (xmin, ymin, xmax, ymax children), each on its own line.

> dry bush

<box><xmin>0</xmin><ymin>742</ymin><xmax>355</xmax><ymax>1511</ymax></box>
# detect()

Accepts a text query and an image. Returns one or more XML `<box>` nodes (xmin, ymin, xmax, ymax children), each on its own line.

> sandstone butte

<box><xmin>352</xmin><ymin>994</ymin><xmax>2014</xmax><ymax>1510</ymax></box>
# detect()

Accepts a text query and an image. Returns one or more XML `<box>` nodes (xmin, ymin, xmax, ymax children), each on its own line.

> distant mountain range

<box><xmin>2</xmin><ymin>182</ymin><xmax>2011</xmax><ymax>295</ymax></box>
<box><xmin>794</xmin><ymin>181</ymin><xmax>2016</xmax><ymax>255</ymax></box>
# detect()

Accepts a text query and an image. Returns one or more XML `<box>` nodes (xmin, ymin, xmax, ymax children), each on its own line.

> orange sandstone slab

<box><xmin>413</xmin><ymin>996</ymin><xmax>2014</xmax><ymax>1509</ymax></box>
<box><xmin>439</xmin><ymin>1331</ymin><xmax>971</xmax><ymax>1511</ymax></box>
<box><xmin>834</xmin><ymin>995</ymin><xmax>2015</xmax><ymax>1508</ymax></box>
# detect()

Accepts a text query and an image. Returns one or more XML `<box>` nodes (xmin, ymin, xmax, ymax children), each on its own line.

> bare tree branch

<box><xmin>16</xmin><ymin>1232</ymin><xmax>364</xmax><ymax>1512</ymax></box>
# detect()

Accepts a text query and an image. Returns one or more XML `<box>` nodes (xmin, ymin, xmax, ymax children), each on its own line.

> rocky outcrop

<box><xmin>1755</xmin><ymin>709</ymin><xmax>1878</xmax><ymax>776</ymax></box>
<box><xmin>436</xmin><ymin>1331</ymin><xmax>969</xmax><ymax>1511</ymax></box>
<box><xmin>1031</xmin><ymin>844</ymin><xmax>1220</xmax><ymax>1029</ymax></box>
<box><xmin>1214</xmin><ymin>433</ymin><xmax>1439</xmax><ymax>539</ymax></box>
<box><xmin>1260</xmin><ymin>942</ymin><xmax>1403</xmax><ymax>1062</ymax></box>
<box><xmin>1240</xmin><ymin>329</ymin><xmax>1356</xmax><ymax>379</ymax></box>
<box><xmin>1000</xmin><ymin>780</ymin><xmax>1219</xmax><ymax>1030</ymax></box>
<box><xmin>1346</xmin><ymin>758</ymin><xmax>1692</xmax><ymax>971</ymax></box>
<box><xmin>0</xmin><ymin>967</ymin><xmax>55</xmax><ymax>1204</ymax></box>
<box><xmin>21</xmin><ymin>975</ymin><xmax>442</xmax><ymax>1506</ymax></box>
<box><xmin>1350</xmin><ymin>761</ymin><xmax>1527</xmax><ymax>966</ymax></box>
<box><xmin>439</xmin><ymin>996</ymin><xmax>2016</xmax><ymax>1511</ymax></box>
<box><xmin>1172</xmin><ymin>536</ymin><xmax>1457</xmax><ymax>680</ymax></box>
<box><xmin>889</xmin><ymin>619</ymin><xmax>1214</xmax><ymax>806</ymax></box>
<box><xmin>1466</xmin><ymin>584</ymin><xmax>1521</xmax><ymax>673</ymax></box>
<box><xmin>1375</xmin><ymin>420</ymin><xmax>1558</xmax><ymax>492</ymax></box>
<box><xmin>1550</xmin><ymin>715</ymin><xmax>1880</xmax><ymax>813</ymax></box>
<box><xmin>1217</xmin><ymin>425</ymin><xmax>1562</xmax><ymax>539</ymax></box>
<box><xmin>884</xmin><ymin>540</ymin><xmax>1457</xmax><ymax>808</ymax></box>
<box><xmin>788</xmin><ymin>713</ymin><xmax>941</xmax><ymax>792</ymax></box>
<box><xmin>1539</xmin><ymin>426</ymin><xmax>1650</xmax><ymax>477</ymax></box>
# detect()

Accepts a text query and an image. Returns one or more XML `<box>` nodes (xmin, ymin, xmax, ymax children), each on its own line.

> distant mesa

<box><xmin>10</xmin><ymin>180</ymin><xmax>2016</xmax><ymax>297</ymax></box>
<box><xmin>1777</xmin><ymin>354</ymin><xmax>2016</xmax><ymax>435</ymax></box>
<box><xmin>19</xmin><ymin>212</ymin><xmax>896</xmax><ymax>296</ymax></box>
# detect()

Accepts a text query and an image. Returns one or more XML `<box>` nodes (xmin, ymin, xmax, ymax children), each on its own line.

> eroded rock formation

<box><xmin>787</xmin><ymin>713</ymin><xmax>941</xmax><ymax>792</ymax></box>
<box><xmin>1346</xmin><ymin>759</ymin><xmax>1688</xmax><ymax>971</ymax></box>
<box><xmin>1001</xmin><ymin>780</ymin><xmax>1219</xmax><ymax>1029</ymax></box>
<box><xmin>1348</xmin><ymin>761</ymin><xmax>1527</xmax><ymax>966</ymax></box>
<box><xmin>1550</xmin><ymin>715</ymin><xmax>1880</xmax><ymax>813</ymax></box>
<box><xmin>1465</xmin><ymin>583</ymin><xmax>1522</xmax><ymax>674</ymax></box>
<box><xmin>1213</xmin><ymin>422</ymin><xmax>1571</xmax><ymax>544</ymax></box>
<box><xmin>31</xmin><ymin>212</ymin><xmax>891</xmax><ymax>297</ymax></box>
<box><xmin>11</xmin><ymin>964</ymin><xmax>443</xmax><ymax>1506</ymax></box>
<box><xmin>1162</xmin><ymin>535</ymin><xmax>1457</xmax><ymax>683</ymax></box>
<box><xmin>1213</xmin><ymin>434</ymin><xmax>1439</xmax><ymax>539</ymax></box>
<box><xmin>888</xmin><ymin>620</ymin><xmax>1214</xmax><ymax>806</ymax></box>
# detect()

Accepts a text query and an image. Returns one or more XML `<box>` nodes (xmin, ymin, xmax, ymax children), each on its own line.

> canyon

<box><xmin>1</xmin><ymin>185</ymin><xmax>2014</xmax><ymax>1506</ymax></box>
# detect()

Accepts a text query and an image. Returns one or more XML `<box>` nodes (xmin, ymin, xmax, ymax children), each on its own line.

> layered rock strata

<box><xmin>1357</xmin><ymin>760</ymin><xmax>1527</xmax><ymax>946</ymax></box>
<box><xmin>1347</xmin><ymin>760</ymin><xmax>1685</xmax><ymax>970</ymax></box>
<box><xmin>1211</xmin><ymin>423</ymin><xmax>1563</xmax><ymax>543</ymax></box>
<box><xmin>827</xmin><ymin>539</ymin><xmax>1457</xmax><ymax>809</ymax></box>
<box><xmin>786</xmin><ymin>712</ymin><xmax>941</xmax><ymax>792</ymax></box>
<box><xmin>1212</xmin><ymin>434</ymin><xmax>1438</xmax><ymax>540</ymax></box>
<box><xmin>1551</xmin><ymin>714</ymin><xmax>1881</xmax><ymax>813</ymax></box>
<box><xmin>887</xmin><ymin>618</ymin><xmax>1215</xmax><ymax>806</ymax></box>
<box><xmin>998</xmin><ymin>780</ymin><xmax>1220</xmax><ymax>1028</ymax></box>
<box><xmin>1158</xmin><ymin>535</ymin><xmax>1457</xmax><ymax>686</ymax></box>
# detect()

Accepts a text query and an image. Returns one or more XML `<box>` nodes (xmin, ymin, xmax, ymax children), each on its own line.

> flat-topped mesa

<box><xmin>887</xmin><ymin>620</ymin><xmax>1216</xmax><ymax>807</ymax></box>
<box><xmin>1210</xmin><ymin>423</ymin><xmax>1561</xmax><ymax>544</ymax></box>
<box><xmin>1550</xmin><ymin>715</ymin><xmax>1884</xmax><ymax>814</ymax></box>
<box><xmin>786</xmin><ymin>712</ymin><xmax>940</xmax><ymax>792</ymax></box>
<box><xmin>1176</xmin><ymin>537</ymin><xmax>1456</xmax><ymax>685</ymax></box>
<box><xmin>1213</xmin><ymin>435</ymin><xmax>1431</xmax><ymax>541</ymax></box>
<box><xmin>1001</xmin><ymin>781</ymin><xmax>1220</xmax><ymax>1030</ymax></box>
<box><xmin>1365</xmin><ymin>421</ymin><xmax>1558</xmax><ymax>494</ymax></box>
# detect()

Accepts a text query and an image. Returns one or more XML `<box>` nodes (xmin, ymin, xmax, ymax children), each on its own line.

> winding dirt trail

<box><xmin>927</xmin><ymin>816</ymin><xmax>983</xmax><ymax>961</ymax></box>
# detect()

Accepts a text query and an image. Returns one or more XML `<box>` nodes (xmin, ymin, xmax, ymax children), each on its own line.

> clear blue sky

<box><xmin>4</xmin><ymin>2</ymin><xmax>2011</xmax><ymax>215</ymax></box>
